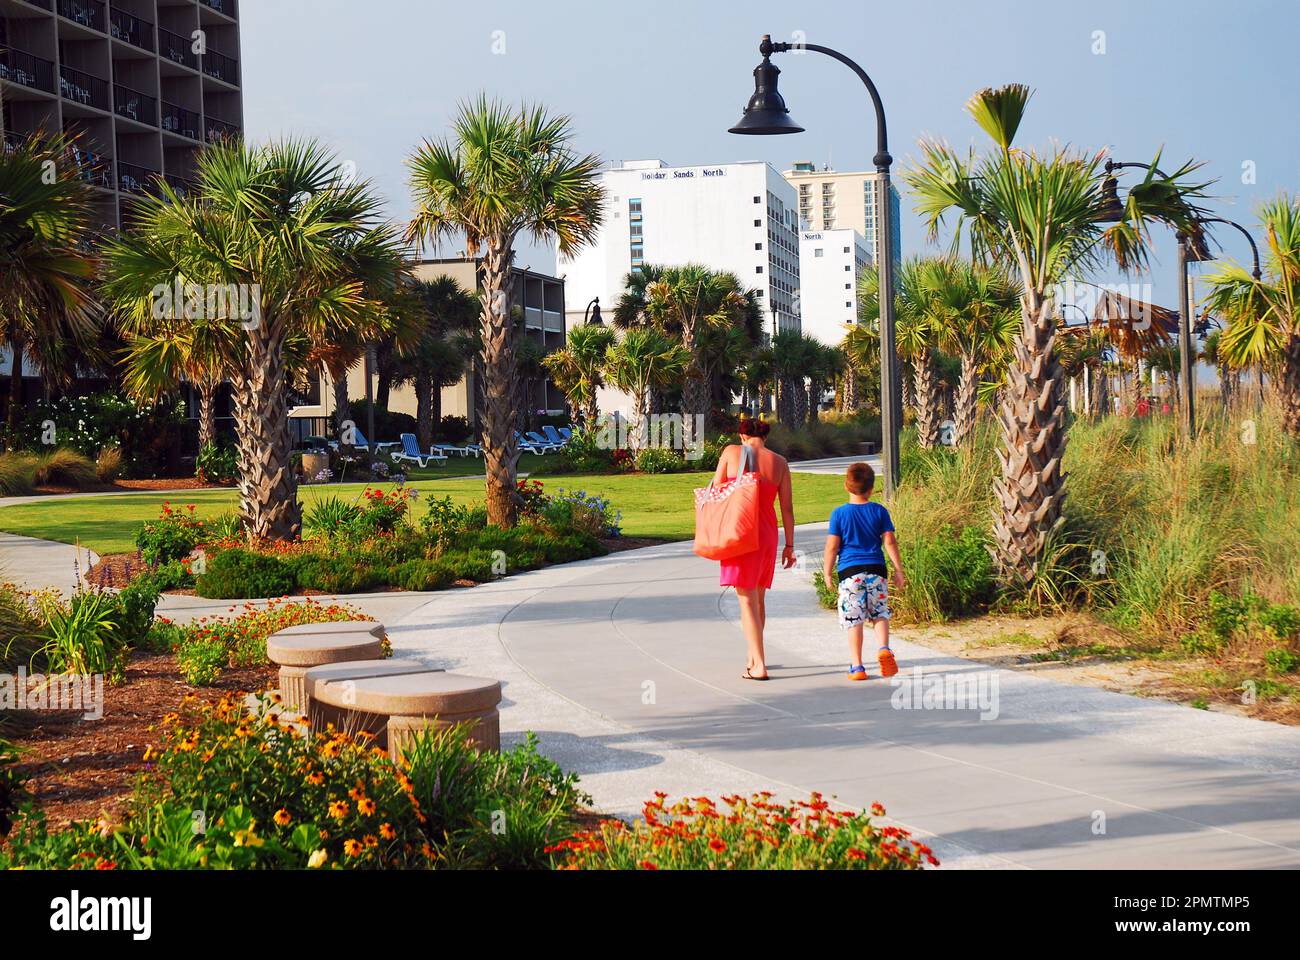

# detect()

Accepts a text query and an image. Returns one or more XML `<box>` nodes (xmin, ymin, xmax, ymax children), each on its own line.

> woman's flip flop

<box><xmin>742</xmin><ymin>668</ymin><xmax>770</xmax><ymax>682</ymax></box>
<box><xmin>878</xmin><ymin>648</ymin><xmax>899</xmax><ymax>679</ymax></box>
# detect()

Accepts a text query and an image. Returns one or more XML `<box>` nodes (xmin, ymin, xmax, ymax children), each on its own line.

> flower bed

<box><xmin>0</xmin><ymin>698</ymin><xmax>586</xmax><ymax>870</ymax></box>
<box><xmin>548</xmin><ymin>792</ymin><xmax>939</xmax><ymax>870</ymax></box>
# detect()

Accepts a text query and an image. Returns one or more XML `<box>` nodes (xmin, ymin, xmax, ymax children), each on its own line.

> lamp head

<box><xmin>729</xmin><ymin>37</ymin><xmax>805</xmax><ymax>136</ymax></box>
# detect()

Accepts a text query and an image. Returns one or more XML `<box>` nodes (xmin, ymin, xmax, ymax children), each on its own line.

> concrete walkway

<box><xmin>5</xmin><ymin>521</ymin><xmax>1299</xmax><ymax>867</ymax></box>
<box><xmin>789</xmin><ymin>453</ymin><xmax>883</xmax><ymax>475</ymax></box>
<box><xmin>0</xmin><ymin>533</ymin><xmax>98</xmax><ymax>594</ymax></box>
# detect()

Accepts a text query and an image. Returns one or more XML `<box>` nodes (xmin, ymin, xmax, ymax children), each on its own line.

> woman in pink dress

<box><xmin>713</xmin><ymin>419</ymin><xmax>797</xmax><ymax>681</ymax></box>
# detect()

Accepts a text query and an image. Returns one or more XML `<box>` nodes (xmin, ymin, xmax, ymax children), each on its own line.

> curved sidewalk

<box><xmin>458</xmin><ymin>526</ymin><xmax>1300</xmax><ymax>869</ymax></box>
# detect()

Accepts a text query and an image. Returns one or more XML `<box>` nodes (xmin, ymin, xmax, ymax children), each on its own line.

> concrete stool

<box><xmin>306</xmin><ymin>659</ymin><xmax>443</xmax><ymax>734</ymax></box>
<box><xmin>273</xmin><ymin>620</ymin><xmax>386</xmax><ymax>640</ymax></box>
<box><xmin>266</xmin><ymin>630</ymin><xmax>386</xmax><ymax>710</ymax></box>
<box><xmin>311</xmin><ymin>672</ymin><xmax>503</xmax><ymax>758</ymax></box>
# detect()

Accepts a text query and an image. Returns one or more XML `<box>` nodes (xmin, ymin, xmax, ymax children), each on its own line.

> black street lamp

<box><xmin>729</xmin><ymin>34</ymin><xmax>901</xmax><ymax>498</ymax></box>
<box><xmin>1098</xmin><ymin>160</ymin><xmax>1258</xmax><ymax>440</ymax></box>
<box><xmin>583</xmin><ymin>297</ymin><xmax>603</xmax><ymax>326</ymax></box>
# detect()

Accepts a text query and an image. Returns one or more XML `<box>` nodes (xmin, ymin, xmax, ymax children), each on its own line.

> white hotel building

<box><xmin>558</xmin><ymin>159</ymin><xmax>802</xmax><ymax>340</ymax></box>
<box><xmin>798</xmin><ymin>228</ymin><xmax>871</xmax><ymax>347</ymax></box>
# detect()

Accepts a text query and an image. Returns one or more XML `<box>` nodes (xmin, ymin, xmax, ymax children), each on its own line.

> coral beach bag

<box><xmin>693</xmin><ymin>445</ymin><xmax>761</xmax><ymax>561</ymax></box>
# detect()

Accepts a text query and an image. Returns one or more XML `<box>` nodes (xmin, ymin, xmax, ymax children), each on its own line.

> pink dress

<box><xmin>719</xmin><ymin>450</ymin><xmax>780</xmax><ymax>591</ymax></box>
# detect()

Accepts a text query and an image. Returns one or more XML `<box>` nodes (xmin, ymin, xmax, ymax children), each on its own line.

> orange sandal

<box><xmin>877</xmin><ymin>648</ymin><xmax>899</xmax><ymax>679</ymax></box>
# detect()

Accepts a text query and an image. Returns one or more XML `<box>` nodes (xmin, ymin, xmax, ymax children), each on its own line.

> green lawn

<box><xmin>0</xmin><ymin>472</ymin><xmax>851</xmax><ymax>556</ymax></box>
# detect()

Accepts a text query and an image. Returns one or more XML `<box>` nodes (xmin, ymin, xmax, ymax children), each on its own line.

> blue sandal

<box><xmin>847</xmin><ymin>664</ymin><xmax>869</xmax><ymax>682</ymax></box>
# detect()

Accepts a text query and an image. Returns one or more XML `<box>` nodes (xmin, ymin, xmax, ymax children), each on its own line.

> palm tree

<box><xmin>923</xmin><ymin>258</ymin><xmax>1020</xmax><ymax>445</ymax></box>
<box><xmin>906</xmin><ymin>83</ymin><xmax>1210</xmax><ymax>585</ymax></box>
<box><xmin>643</xmin><ymin>265</ymin><xmax>752</xmax><ymax>443</ymax></box>
<box><xmin>1056</xmin><ymin>326</ymin><xmax>1111</xmax><ymax>420</ymax></box>
<box><xmin>771</xmin><ymin>330</ymin><xmax>815</xmax><ymax>426</ymax></box>
<box><xmin>120</xmin><ymin>326</ymin><xmax>229</xmax><ymax>450</ymax></box>
<box><xmin>860</xmin><ymin>259</ymin><xmax>945</xmax><ymax>447</ymax></box>
<box><xmin>1201</xmin><ymin>195</ymin><xmax>1300</xmax><ymax>438</ymax></box>
<box><xmin>842</xmin><ymin>321</ymin><xmax>880</xmax><ymax>415</ymax></box>
<box><xmin>407</xmin><ymin>97</ymin><xmax>604</xmax><ymax>527</ymax></box>
<box><xmin>604</xmin><ymin>328</ymin><xmax>689</xmax><ymax>450</ymax></box>
<box><xmin>543</xmin><ymin>323</ymin><xmax>616</xmax><ymax>427</ymax></box>
<box><xmin>1201</xmin><ymin>329</ymin><xmax>1239</xmax><ymax>411</ymax></box>
<box><xmin>741</xmin><ymin>346</ymin><xmax>776</xmax><ymax>416</ymax></box>
<box><xmin>1</xmin><ymin>132</ymin><xmax>101</xmax><ymax>444</ymax></box>
<box><xmin>386</xmin><ymin>276</ymin><xmax>479</xmax><ymax>448</ymax></box>
<box><xmin>104</xmin><ymin>138</ymin><xmax>406</xmax><ymax>540</ymax></box>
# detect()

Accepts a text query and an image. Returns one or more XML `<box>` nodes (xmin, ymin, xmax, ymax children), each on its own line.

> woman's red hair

<box><xmin>738</xmin><ymin>418</ymin><xmax>771</xmax><ymax>439</ymax></box>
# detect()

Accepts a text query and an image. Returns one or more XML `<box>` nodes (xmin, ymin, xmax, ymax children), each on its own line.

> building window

<box><xmin>755</xmin><ymin>242</ymin><xmax>762</xmax><ymax>250</ymax></box>
<box><xmin>814</xmin><ymin>249</ymin><xmax>824</xmax><ymax>258</ymax></box>
<box><xmin>754</xmin><ymin>196</ymin><xmax>761</xmax><ymax>203</ymax></box>
<box><xmin>845</xmin><ymin>265</ymin><xmax>852</xmax><ymax>271</ymax></box>
<box><xmin>844</xmin><ymin>246</ymin><xmax>851</xmax><ymax>254</ymax></box>
<box><xmin>756</xmin><ymin>266</ymin><xmax>764</xmax><ymax>274</ymax></box>
<box><xmin>754</xmin><ymin>220</ymin><xmax>761</xmax><ymax>227</ymax></box>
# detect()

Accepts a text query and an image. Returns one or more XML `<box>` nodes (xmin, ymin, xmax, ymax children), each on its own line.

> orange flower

<box><xmin>379</xmin><ymin>823</ymin><xmax>396</xmax><ymax>840</ymax></box>
<box><xmin>357</xmin><ymin>798</ymin><xmax>377</xmax><ymax>817</ymax></box>
<box><xmin>708</xmin><ymin>837</ymin><xmax>727</xmax><ymax>853</ymax></box>
<box><xmin>274</xmin><ymin>809</ymin><xmax>292</xmax><ymax>827</ymax></box>
<box><xmin>343</xmin><ymin>839</ymin><xmax>363</xmax><ymax>857</ymax></box>
<box><xmin>328</xmin><ymin>801</ymin><xmax>349</xmax><ymax>820</ymax></box>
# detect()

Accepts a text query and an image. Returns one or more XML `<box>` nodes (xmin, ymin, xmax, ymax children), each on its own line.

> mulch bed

<box><xmin>2</xmin><ymin>654</ymin><xmax>276</xmax><ymax>828</ymax></box>
<box><xmin>30</xmin><ymin>478</ymin><xmax>229</xmax><ymax>497</ymax></box>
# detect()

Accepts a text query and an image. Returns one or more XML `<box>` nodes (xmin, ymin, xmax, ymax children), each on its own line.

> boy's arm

<box><xmin>822</xmin><ymin>534</ymin><xmax>842</xmax><ymax>587</ymax></box>
<box><xmin>883</xmin><ymin>531</ymin><xmax>905</xmax><ymax>590</ymax></box>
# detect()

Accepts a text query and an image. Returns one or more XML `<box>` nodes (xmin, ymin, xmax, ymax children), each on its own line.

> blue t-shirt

<box><xmin>829</xmin><ymin>501</ymin><xmax>894</xmax><ymax>569</ymax></box>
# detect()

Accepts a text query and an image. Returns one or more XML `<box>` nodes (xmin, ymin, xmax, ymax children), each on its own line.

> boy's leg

<box><xmin>847</xmin><ymin>623</ymin><xmax>865</xmax><ymax>667</ymax></box>
<box><xmin>873</xmin><ymin>617</ymin><xmax>890</xmax><ymax>651</ymax></box>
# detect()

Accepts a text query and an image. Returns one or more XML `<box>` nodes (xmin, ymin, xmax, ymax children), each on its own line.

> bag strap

<box><xmin>740</xmin><ymin>443</ymin><xmax>756</xmax><ymax>475</ymax></box>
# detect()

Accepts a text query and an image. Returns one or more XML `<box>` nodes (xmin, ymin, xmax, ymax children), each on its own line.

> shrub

<box><xmin>438</xmin><ymin>415</ymin><xmax>472</xmax><ymax>443</ymax></box>
<box><xmin>541</xmin><ymin>489</ymin><xmax>622</xmax><ymax>539</ymax></box>
<box><xmin>893</xmin><ymin>526</ymin><xmax>997</xmax><ymax>623</ymax></box>
<box><xmin>0</xmin><ymin>582</ymin><xmax>43</xmax><ymax>670</ymax></box>
<box><xmin>395</xmin><ymin>558</ymin><xmax>458</xmax><ymax>592</ymax></box>
<box><xmin>0</xmin><ymin>737</ymin><xmax>28</xmax><ymax>837</ymax></box>
<box><xmin>136</xmin><ymin>503</ymin><xmax>209</xmax><ymax>566</ymax></box>
<box><xmin>1264</xmin><ymin>647</ymin><xmax>1300</xmax><ymax>676</ymax></box>
<box><xmin>303</xmin><ymin>495</ymin><xmax>363</xmax><ymax>540</ymax></box>
<box><xmin>548</xmin><ymin>794</ymin><xmax>937</xmax><ymax>870</ymax></box>
<box><xmin>195</xmin><ymin>442</ymin><xmax>238</xmax><ymax>484</ymax></box>
<box><xmin>176</xmin><ymin>636</ymin><xmax>228</xmax><ymax>686</ymax></box>
<box><xmin>534</xmin><ymin>428</ymin><xmax>617</xmax><ymax>476</ymax></box>
<box><xmin>635</xmin><ymin>447</ymin><xmax>686</xmax><ymax>474</ymax></box>
<box><xmin>174</xmin><ymin>599</ymin><xmax>370</xmax><ymax>670</ymax></box>
<box><xmin>32</xmin><ymin>448</ymin><xmax>97</xmax><ymax>489</ymax></box>
<box><xmin>95</xmin><ymin>446</ymin><xmax>125</xmax><ymax>484</ymax></box>
<box><xmin>114</xmin><ymin>579</ymin><xmax>161</xmax><ymax>647</ymax></box>
<box><xmin>421</xmin><ymin>496</ymin><xmax>485</xmax><ymax>546</ymax></box>
<box><xmin>17</xmin><ymin>394</ymin><xmax>186</xmax><ymax>478</ymax></box>
<box><xmin>195</xmin><ymin>548</ymin><xmax>296</xmax><ymax>600</ymax></box>
<box><xmin>0</xmin><ymin>453</ymin><xmax>38</xmax><ymax>496</ymax></box>
<box><xmin>36</xmin><ymin>589</ymin><xmax>129</xmax><ymax>683</ymax></box>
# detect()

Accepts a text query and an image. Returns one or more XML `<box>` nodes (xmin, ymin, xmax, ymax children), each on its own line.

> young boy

<box><xmin>822</xmin><ymin>463</ymin><xmax>905</xmax><ymax>681</ymax></box>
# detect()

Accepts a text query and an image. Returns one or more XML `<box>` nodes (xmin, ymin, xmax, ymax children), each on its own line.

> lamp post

<box><xmin>728</xmin><ymin>34</ymin><xmax>901</xmax><ymax>498</ymax></box>
<box><xmin>583</xmin><ymin>297</ymin><xmax>603</xmax><ymax>326</ymax></box>
<box><xmin>1100</xmin><ymin>161</ymin><xmax>1262</xmax><ymax>441</ymax></box>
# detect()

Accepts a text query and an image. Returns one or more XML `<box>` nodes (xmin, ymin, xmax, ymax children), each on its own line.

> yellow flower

<box><xmin>274</xmin><ymin>809</ymin><xmax>292</xmax><ymax>827</ymax></box>
<box><xmin>379</xmin><ymin>823</ymin><xmax>396</xmax><ymax>840</ymax></box>
<box><xmin>343</xmin><ymin>839</ymin><xmax>363</xmax><ymax>857</ymax></box>
<box><xmin>307</xmin><ymin>772</ymin><xmax>325</xmax><ymax>786</ymax></box>
<box><xmin>307</xmin><ymin>849</ymin><xmax>328</xmax><ymax>869</ymax></box>
<box><xmin>357</xmin><ymin>798</ymin><xmax>377</xmax><ymax>817</ymax></box>
<box><xmin>363</xmin><ymin>834</ymin><xmax>379</xmax><ymax>848</ymax></box>
<box><xmin>328</xmin><ymin>801</ymin><xmax>349</xmax><ymax>820</ymax></box>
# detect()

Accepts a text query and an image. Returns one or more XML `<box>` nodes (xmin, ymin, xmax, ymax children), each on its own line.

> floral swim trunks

<box><xmin>838</xmin><ymin>573</ymin><xmax>891</xmax><ymax>628</ymax></box>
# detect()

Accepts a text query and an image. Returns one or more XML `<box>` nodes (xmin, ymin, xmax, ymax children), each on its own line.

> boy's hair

<box><xmin>845</xmin><ymin>462</ymin><xmax>875</xmax><ymax>496</ymax></box>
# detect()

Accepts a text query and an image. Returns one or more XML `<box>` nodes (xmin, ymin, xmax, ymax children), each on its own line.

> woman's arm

<box><xmin>779</xmin><ymin>461</ymin><xmax>797</xmax><ymax>568</ymax></box>
<box><xmin>712</xmin><ymin>445</ymin><xmax>735</xmax><ymax>487</ymax></box>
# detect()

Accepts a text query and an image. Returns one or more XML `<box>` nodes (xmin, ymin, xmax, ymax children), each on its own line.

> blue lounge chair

<box><xmin>541</xmin><ymin>425</ymin><xmax>568</xmax><ymax>447</ymax></box>
<box><xmin>328</xmin><ymin>428</ymin><xmax>399</xmax><ymax>456</ymax></box>
<box><xmin>526</xmin><ymin>430</ymin><xmax>562</xmax><ymax>451</ymax></box>
<box><xmin>391</xmin><ymin>433</ymin><xmax>448</xmax><ymax>469</ymax></box>
<box><xmin>558</xmin><ymin>426</ymin><xmax>574</xmax><ymax>442</ymax></box>
<box><xmin>516</xmin><ymin>431</ymin><xmax>556</xmax><ymax>455</ymax></box>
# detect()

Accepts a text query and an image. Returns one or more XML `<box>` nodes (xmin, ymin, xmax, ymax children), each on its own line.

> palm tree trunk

<box><xmin>901</xmin><ymin>359</ymin><xmax>916</xmax><ymax>413</ymax></box>
<box><xmin>197</xmin><ymin>381</ymin><xmax>218</xmax><ymax>450</ymax></box>
<box><xmin>954</xmin><ymin>352</ymin><xmax>979</xmax><ymax>447</ymax></box>
<box><xmin>792</xmin><ymin>379</ymin><xmax>808</xmax><ymax>428</ymax></box>
<box><xmin>992</xmin><ymin>299</ymin><xmax>1067</xmax><ymax>586</ymax></box>
<box><xmin>331</xmin><ymin>370</ymin><xmax>351</xmax><ymax>446</ymax></box>
<box><xmin>1280</xmin><ymin>333</ymin><xmax>1300</xmax><ymax>440</ymax></box>
<box><xmin>914</xmin><ymin>349</ymin><xmax>941</xmax><ymax>449</ymax></box>
<box><xmin>7</xmin><ymin>337</ymin><xmax>24</xmax><ymax>444</ymax></box>
<box><xmin>415</xmin><ymin>371</ymin><xmax>434</xmax><ymax>449</ymax></box>
<box><xmin>232</xmin><ymin>332</ymin><xmax>299</xmax><ymax>541</ymax></box>
<box><xmin>844</xmin><ymin>367</ymin><xmax>858</xmax><ymax>412</ymax></box>
<box><xmin>680</xmin><ymin>326</ymin><xmax>708</xmax><ymax>452</ymax></box>
<box><xmin>479</xmin><ymin>245</ymin><xmax>519</xmax><ymax>527</ymax></box>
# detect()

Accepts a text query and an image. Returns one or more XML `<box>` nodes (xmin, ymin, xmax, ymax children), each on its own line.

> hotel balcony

<box><xmin>113</xmin><ymin>83</ymin><xmax>157</xmax><ymax>125</ymax></box>
<box><xmin>109</xmin><ymin>5</ymin><xmax>153</xmax><ymax>52</ymax></box>
<box><xmin>204</xmin><ymin>115</ymin><xmax>238</xmax><ymax>143</ymax></box>
<box><xmin>161</xmin><ymin>101</ymin><xmax>201</xmax><ymax>140</ymax></box>
<box><xmin>117</xmin><ymin>159</ymin><xmax>159</xmax><ymax>194</ymax></box>
<box><xmin>202</xmin><ymin>47</ymin><xmax>238</xmax><ymax>85</ymax></box>
<box><xmin>159</xmin><ymin>28</ymin><xmax>199</xmax><ymax>70</ymax></box>
<box><xmin>1</xmin><ymin>48</ymin><xmax>57</xmax><ymax>94</ymax></box>
<box><xmin>57</xmin><ymin>0</ymin><xmax>106</xmax><ymax>33</ymax></box>
<box><xmin>60</xmin><ymin>65</ymin><xmax>111</xmax><ymax>111</ymax></box>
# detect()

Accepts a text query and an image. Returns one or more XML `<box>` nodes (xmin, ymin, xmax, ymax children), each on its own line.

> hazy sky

<box><xmin>242</xmin><ymin>0</ymin><xmax>1300</xmax><ymax>309</ymax></box>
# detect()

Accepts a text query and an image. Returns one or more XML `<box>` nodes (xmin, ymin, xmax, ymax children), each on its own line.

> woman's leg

<box><xmin>736</xmin><ymin>588</ymin><xmax>768</xmax><ymax>677</ymax></box>
<box><xmin>757</xmin><ymin>586</ymin><xmax>767</xmax><ymax>634</ymax></box>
